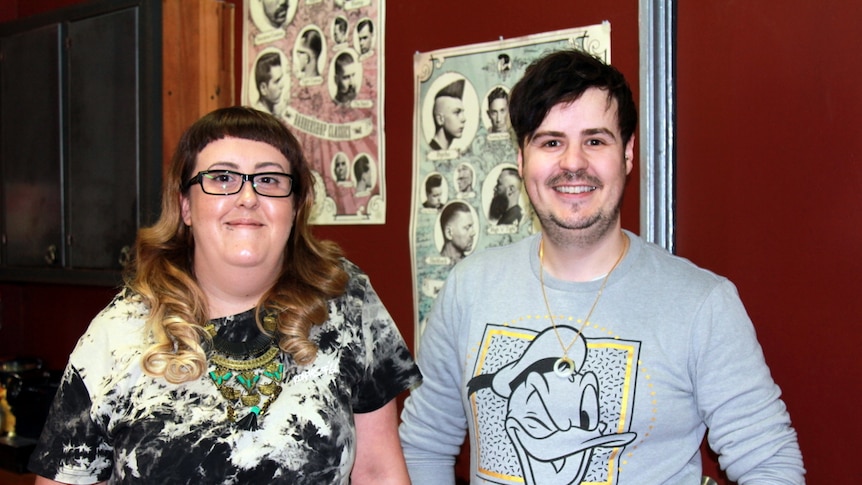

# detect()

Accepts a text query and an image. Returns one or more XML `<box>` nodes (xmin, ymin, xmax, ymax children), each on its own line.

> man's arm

<box><xmin>399</xmin><ymin>274</ymin><xmax>470</xmax><ymax>485</ymax></box>
<box><xmin>694</xmin><ymin>281</ymin><xmax>805</xmax><ymax>484</ymax></box>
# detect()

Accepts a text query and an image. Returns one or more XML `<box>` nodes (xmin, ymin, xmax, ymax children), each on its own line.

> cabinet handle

<box><xmin>44</xmin><ymin>244</ymin><xmax>57</xmax><ymax>265</ymax></box>
<box><xmin>119</xmin><ymin>245</ymin><xmax>132</xmax><ymax>267</ymax></box>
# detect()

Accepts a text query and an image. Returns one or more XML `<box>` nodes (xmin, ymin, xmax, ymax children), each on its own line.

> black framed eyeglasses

<box><xmin>184</xmin><ymin>170</ymin><xmax>296</xmax><ymax>198</ymax></box>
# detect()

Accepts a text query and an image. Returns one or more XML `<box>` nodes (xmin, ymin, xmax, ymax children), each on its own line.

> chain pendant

<box><xmin>554</xmin><ymin>356</ymin><xmax>575</xmax><ymax>377</ymax></box>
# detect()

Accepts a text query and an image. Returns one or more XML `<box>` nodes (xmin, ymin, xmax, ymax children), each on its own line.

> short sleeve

<box><xmin>28</xmin><ymin>363</ymin><xmax>113</xmax><ymax>483</ymax></box>
<box><xmin>344</xmin><ymin>267</ymin><xmax>421</xmax><ymax>413</ymax></box>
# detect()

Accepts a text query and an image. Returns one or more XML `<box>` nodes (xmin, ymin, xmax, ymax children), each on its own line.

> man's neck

<box><xmin>432</xmin><ymin>130</ymin><xmax>450</xmax><ymax>149</ymax></box>
<box><xmin>441</xmin><ymin>242</ymin><xmax>463</xmax><ymax>262</ymax></box>
<box><xmin>540</xmin><ymin>228</ymin><xmax>628</xmax><ymax>282</ymax></box>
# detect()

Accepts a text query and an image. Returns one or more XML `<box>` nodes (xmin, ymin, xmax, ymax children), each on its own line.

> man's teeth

<box><xmin>556</xmin><ymin>185</ymin><xmax>597</xmax><ymax>194</ymax></box>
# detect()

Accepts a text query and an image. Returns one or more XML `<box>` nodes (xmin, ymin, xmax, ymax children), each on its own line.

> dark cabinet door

<box><xmin>0</xmin><ymin>0</ymin><xmax>161</xmax><ymax>284</ymax></box>
<box><xmin>66</xmin><ymin>7</ymin><xmax>139</xmax><ymax>270</ymax></box>
<box><xmin>0</xmin><ymin>24</ymin><xmax>64</xmax><ymax>268</ymax></box>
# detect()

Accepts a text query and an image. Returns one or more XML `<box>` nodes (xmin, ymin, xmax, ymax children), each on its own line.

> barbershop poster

<box><xmin>410</xmin><ymin>23</ymin><xmax>611</xmax><ymax>340</ymax></box>
<box><xmin>242</xmin><ymin>0</ymin><xmax>385</xmax><ymax>224</ymax></box>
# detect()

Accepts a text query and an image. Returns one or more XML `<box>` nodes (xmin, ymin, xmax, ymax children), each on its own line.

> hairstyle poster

<box><xmin>242</xmin><ymin>0</ymin><xmax>385</xmax><ymax>224</ymax></box>
<box><xmin>410</xmin><ymin>23</ymin><xmax>611</xmax><ymax>343</ymax></box>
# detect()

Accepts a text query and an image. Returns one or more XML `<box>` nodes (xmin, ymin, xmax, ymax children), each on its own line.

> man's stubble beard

<box><xmin>535</xmin><ymin>184</ymin><xmax>626</xmax><ymax>248</ymax></box>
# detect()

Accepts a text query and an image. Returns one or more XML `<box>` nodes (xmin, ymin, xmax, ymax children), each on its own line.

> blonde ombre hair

<box><xmin>125</xmin><ymin>107</ymin><xmax>348</xmax><ymax>384</ymax></box>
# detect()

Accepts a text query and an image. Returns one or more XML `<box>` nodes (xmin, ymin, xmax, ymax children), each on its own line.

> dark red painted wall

<box><xmin>677</xmin><ymin>2</ymin><xmax>860</xmax><ymax>483</ymax></box>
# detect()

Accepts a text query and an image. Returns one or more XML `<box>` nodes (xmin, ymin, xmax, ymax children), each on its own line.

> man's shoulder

<box><xmin>631</xmin><ymin>234</ymin><xmax>729</xmax><ymax>289</ymax></box>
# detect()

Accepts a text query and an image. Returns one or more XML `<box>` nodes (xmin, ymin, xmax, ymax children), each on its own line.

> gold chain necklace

<box><xmin>205</xmin><ymin>314</ymin><xmax>285</xmax><ymax>430</ymax></box>
<box><xmin>538</xmin><ymin>234</ymin><xmax>629</xmax><ymax>377</ymax></box>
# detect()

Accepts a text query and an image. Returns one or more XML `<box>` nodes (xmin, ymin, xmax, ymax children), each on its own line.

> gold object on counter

<box><xmin>0</xmin><ymin>382</ymin><xmax>16</xmax><ymax>438</ymax></box>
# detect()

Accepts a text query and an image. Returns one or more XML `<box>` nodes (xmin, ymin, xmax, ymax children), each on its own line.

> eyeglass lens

<box><xmin>199</xmin><ymin>171</ymin><xmax>293</xmax><ymax>197</ymax></box>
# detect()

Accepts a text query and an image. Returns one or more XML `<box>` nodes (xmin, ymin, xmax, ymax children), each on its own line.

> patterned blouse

<box><xmin>29</xmin><ymin>262</ymin><xmax>421</xmax><ymax>484</ymax></box>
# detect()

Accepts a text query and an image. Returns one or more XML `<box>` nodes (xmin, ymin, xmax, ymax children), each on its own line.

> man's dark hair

<box><xmin>487</xmin><ymin>86</ymin><xmax>508</xmax><ymax>106</ymax></box>
<box><xmin>425</xmin><ymin>173</ymin><xmax>443</xmax><ymax>195</ymax></box>
<box><xmin>301</xmin><ymin>29</ymin><xmax>322</xmax><ymax>57</ymax></box>
<box><xmin>509</xmin><ymin>49</ymin><xmax>637</xmax><ymax>150</ymax></box>
<box><xmin>357</xmin><ymin>18</ymin><xmax>373</xmax><ymax>34</ymax></box>
<box><xmin>353</xmin><ymin>155</ymin><xmax>370</xmax><ymax>180</ymax></box>
<box><xmin>335</xmin><ymin>51</ymin><xmax>354</xmax><ymax>75</ymax></box>
<box><xmin>255</xmin><ymin>52</ymin><xmax>282</xmax><ymax>88</ymax></box>
<box><xmin>334</xmin><ymin>16</ymin><xmax>347</xmax><ymax>32</ymax></box>
<box><xmin>439</xmin><ymin>201</ymin><xmax>470</xmax><ymax>235</ymax></box>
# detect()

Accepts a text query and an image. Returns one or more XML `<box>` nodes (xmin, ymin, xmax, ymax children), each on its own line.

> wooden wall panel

<box><xmin>162</xmin><ymin>0</ymin><xmax>235</xmax><ymax>174</ymax></box>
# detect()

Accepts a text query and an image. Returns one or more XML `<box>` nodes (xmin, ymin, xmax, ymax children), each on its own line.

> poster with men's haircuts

<box><xmin>410</xmin><ymin>23</ymin><xmax>611</xmax><ymax>343</ymax></box>
<box><xmin>242</xmin><ymin>0</ymin><xmax>385</xmax><ymax>224</ymax></box>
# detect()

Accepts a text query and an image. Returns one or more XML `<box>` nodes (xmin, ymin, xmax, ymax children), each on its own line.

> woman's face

<box><xmin>181</xmin><ymin>137</ymin><xmax>296</xmax><ymax>278</ymax></box>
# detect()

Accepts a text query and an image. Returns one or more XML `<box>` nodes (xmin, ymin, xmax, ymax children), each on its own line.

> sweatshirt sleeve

<box><xmin>399</xmin><ymin>269</ymin><xmax>469</xmax><ymax>485</ymax></box>
<box><xmin>692</xmin><ymin>280</ymin><xmax>805</xmax><ymax>484</ymax></box>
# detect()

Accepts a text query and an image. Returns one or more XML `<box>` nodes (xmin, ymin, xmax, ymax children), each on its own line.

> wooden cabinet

<box><xmin>0</xmin><ymin>0</ymin><xmax>233</xmax><ymax>285</ymax></box>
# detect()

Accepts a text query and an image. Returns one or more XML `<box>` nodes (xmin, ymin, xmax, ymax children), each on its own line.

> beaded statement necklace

<box><xmin>205</xmin><ymin>313</ymin><xmax>284</xmax><ymax>430</ymax></box>
<box><xmin>538</xmin><ymin>234</ymin><xmax>629</xmax><ymax>377</ymax></box>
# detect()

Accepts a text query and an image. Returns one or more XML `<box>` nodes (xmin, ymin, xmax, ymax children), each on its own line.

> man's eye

<box><xmin>543</xmin><ymin>139</ymin><xmax>561</xmax><ymax>148</ymax></box>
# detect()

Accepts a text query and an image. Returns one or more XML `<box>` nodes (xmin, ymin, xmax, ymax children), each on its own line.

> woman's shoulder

<box><xmin>339</xmin><ymin>257</ymin><xmax>370</xmax><ymax>285</ymax></box>
<box><xmin>78</xmin><ymin>289</ymin><xmax>149</xmax><ymax>346</ymax></box>
<box><xmin>69</xmin><ymin>288</ymin><xmax>149</xmax><ymax>379</ymax></box>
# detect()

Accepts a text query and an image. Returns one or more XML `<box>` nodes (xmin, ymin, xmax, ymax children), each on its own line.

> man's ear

<box><xmin>433</xmin><ymin>112</ymin><xmax>444</xmax><ymax>126</ymax></box>
<box><xmin>624</xmin><ymin>135</ymin><xmax>635</xmax><ymax>175</ymax></box>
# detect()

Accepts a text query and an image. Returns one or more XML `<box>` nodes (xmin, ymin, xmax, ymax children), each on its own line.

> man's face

<box><xmin>434</xmin><ymin>96</ymin><xmax>466</xmax><ymax>139</ymax></box>
<box><xmin>488</xmin><ymin>97</ymin><xmax>509</xmax><ymax>133</ymax></box>
<box><xmin>296</xmin><ymin>50</ymin><xmax>311</xmax><ymax>72</ymax></box>
<box><xmin>494</xmin><ymin>173</ymin><xmax>508</xmax><ymax>195</ymax></box>
<box><xmin>445</xmin><ymin>211</ymin><xmax>475</xmax><ymax>253</ymax></box>
<box><xmin>358</xmin><ymin>24</ymin><xmax>372</xmax><ymax>53</ymax></box>
<box><xmin>336</xmin><ymin>61</ymin><xmax>360</xmax><ymax>96</ymax></box>
<box><xmin>334</xmin><ymin>155</ymin><xmax>348</xmax><ymax>180</ymax></box>
<box><xmin>260</xmin><ymin>65</ymin><xmax>284</xmax><ymax>104</ymax></box>
<box><xmin>517</xmin><ymin>88</ymin><xmax>634</xmax><ymax>242</ymax></box>
<box><xmin>335</xmin><ymin>24</ymin><xmax>347</xmax><ymax>42</ymax></box>
<box><xmin>495</xmin><ymin>172</ymin><xmax>514</xmax><ymax>199</ymax></box>
<box><xmin>427</xmin><ymin>186</ymin><xmax>443</xmax><ymax>207</ymax></box>
<box><xmin>457</xmin><ymin>168</ymin><xmax>472</xmax><ymax>192</ymax></box>
<box><xmin>262</xmin><ymin>0</ymin><xmax>288</xmax><ymax>27</ymax></box>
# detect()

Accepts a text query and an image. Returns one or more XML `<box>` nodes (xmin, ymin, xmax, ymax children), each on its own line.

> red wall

<box><xmin>677</xmin><ymin>1</ymin><xmax>861</xmax><ymax>483</ymax></box>
<box><xmin>3</xmin><ymin>0</ymin><xmax>854</xmax><ymax>483</ymax></box>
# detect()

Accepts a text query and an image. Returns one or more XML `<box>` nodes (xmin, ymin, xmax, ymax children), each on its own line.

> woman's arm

<box><xmin>351</xmin><ymin>400</ymin><xmax>410</xmax><ymax>485</ymax></box>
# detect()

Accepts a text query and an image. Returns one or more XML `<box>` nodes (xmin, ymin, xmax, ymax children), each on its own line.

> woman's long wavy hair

<box><xmin>126</xmin><ymin>106</ymin><xmax>348</xmax><ymax>384</ymax></box>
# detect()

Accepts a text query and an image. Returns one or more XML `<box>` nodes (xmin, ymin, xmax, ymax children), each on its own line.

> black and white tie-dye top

<box><xmin>28</xmin><ymin>262</ymin><xmax>422</xmax><ymax>484</ymax></box>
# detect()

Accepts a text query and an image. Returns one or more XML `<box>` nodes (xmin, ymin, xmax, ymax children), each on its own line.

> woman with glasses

<box><xmin>29</xmin><ymin>106</ymin><xmax>421</xmax><ymax>484</ymax></box>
